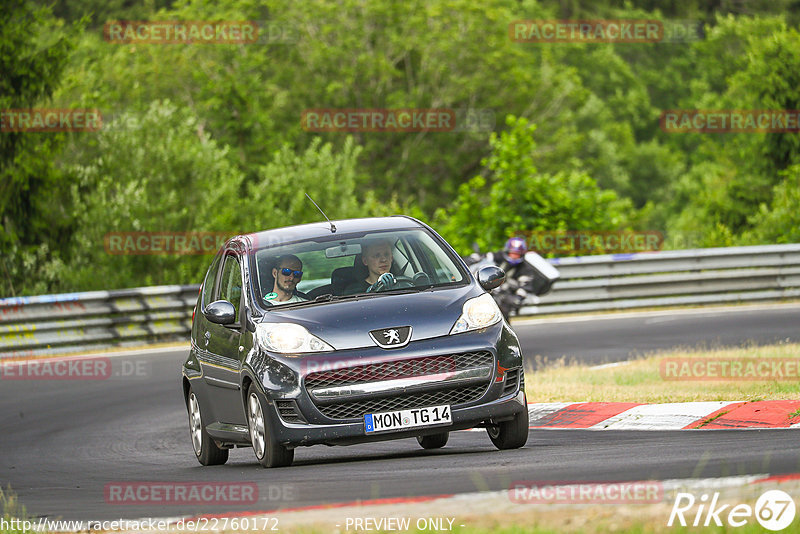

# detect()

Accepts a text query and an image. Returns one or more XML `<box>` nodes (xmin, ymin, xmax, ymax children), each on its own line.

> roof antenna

<box><xmin>305</xmin><ymin>193</ymin><xmax>336</xmax><ymax>233</ymax></box>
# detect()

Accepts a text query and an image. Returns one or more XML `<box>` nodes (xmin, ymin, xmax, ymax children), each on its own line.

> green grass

<box><xmin>524</xmin><ymin>342</ymin><xmax>800</xmax><ymax>403</ymax></box>
<box><xmin>2</xmin><ymin>484</ymin><xmax>789</xmax><ymax>534</ymax></box>
<box><xmin>286</xmin><ymin>508</ymin><xmax>786</xmax><ymax>534</ymax></box>
<box><xmin>1</xmin><ymin>488</ymin><xmax>38</xmax><ymax>534</ymax></box>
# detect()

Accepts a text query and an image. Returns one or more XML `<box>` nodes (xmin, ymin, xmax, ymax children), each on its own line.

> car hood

<box><xmin>258</xmin><ymin>284</ymin><xmax>480</xmax><ymax>350</ymax></box>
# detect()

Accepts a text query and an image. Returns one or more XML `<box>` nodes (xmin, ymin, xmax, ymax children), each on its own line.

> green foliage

<box><xmin>42</xmin><ymin>102</ymin><xmax>402</xmax><ymax>291</ymax></box>
<box><xmin>0</xmin><ymin>0</ymin><xmax>83</xmax><ymax>296</ymax></box>
<box><xmin>53</xmin><ymin>100</ymin><xmax>245</xmax><ymax>290</ymax></box>
<box><xmin>435</xmin><ymin>116</ymin><xmax>632</xmax><ymax>254</ymax></box>
<box><xmin>659</xmin><ymin>16</ymin><xmax>800</xmax><ymax>246</ymax></box>
<box><xmin>742</xmin><ymin>164</ymin><xmax>800</xmax><ymax>244</ymax></box>
<box><xmin>5</xmin><ymin>0</ymin><xmax>800</xmax><ymax>296</ymax></box>
<box><xmin>243</xmin><ymin>137</ymin><xmax>401</xmax><ymax>229</ymax></box>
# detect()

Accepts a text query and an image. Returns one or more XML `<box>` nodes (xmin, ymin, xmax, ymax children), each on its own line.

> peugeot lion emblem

<box><xmin>369</xmin><ymin>326</ymin><xmax>412</xmax><ymax>349</ymax></box>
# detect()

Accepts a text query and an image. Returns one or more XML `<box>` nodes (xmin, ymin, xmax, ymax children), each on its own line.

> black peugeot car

<box><xmin>182</xmin><ymin>216</ymin><xmax>529</xmax><ymax>467</ymax></box>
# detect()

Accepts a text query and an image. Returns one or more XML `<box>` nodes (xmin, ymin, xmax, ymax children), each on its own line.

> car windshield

<box><xmin>250</xmin><ymin>228</ymin><xmax>466</xmax><ymax>308</ymax></box>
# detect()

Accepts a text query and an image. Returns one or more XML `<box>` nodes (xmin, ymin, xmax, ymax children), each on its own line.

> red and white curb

<box><xmin>521</xmin><ymin>400</ymin><xmax>800</xmax><ymax>430</ymax></box>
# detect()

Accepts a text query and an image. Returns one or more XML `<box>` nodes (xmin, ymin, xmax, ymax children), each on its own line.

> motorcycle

<box><xmin>464</xmin><ymin>249</ymin><xmax>560</xmax><ymax>321</ymax></box>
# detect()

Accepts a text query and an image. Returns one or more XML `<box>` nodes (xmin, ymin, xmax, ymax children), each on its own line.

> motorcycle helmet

<box><xmin>503</xmin><ymin>236</ymin><xmax>527</xmax><ymax>265</ymax></box>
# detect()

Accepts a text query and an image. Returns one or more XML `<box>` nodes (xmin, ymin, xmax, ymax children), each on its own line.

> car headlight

<box><xmin>255</xmin><ymin>323</ymin><xmax>334</xmax><ymax>354</ymax></box>
<box><xmin>450</xmin><ymin>293</ymin><xmax>502</xmax><ymax>334</ymax></box>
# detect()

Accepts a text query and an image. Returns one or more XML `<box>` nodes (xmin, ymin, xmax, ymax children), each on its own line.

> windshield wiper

<box><xmin>368</xmin><ymin>287</ymin><xmax>422</xmax><ymax>296</ymax></box>
<box><xmin>264</xmin><ymin>288</ymin><xmax>427</xmax><ymax>311</ymax></box>
<box><xmin>265</xmin><ymin>293</ymin><xmax>361</xmax><ymax>311</ymax></box>
<box><xmin>314</xmin><ymin>293</ymin><xmax>364</xmax><ymax>302</ymax></box>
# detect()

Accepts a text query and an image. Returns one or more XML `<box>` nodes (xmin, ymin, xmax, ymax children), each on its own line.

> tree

<box><xmin>660</xmin><ymin>16</ymin><xmax>800</xmax><ymax>245</ymax></box>
<box><xmin>434</xmin><ymin>116</ymin><xmax>632</xmax><ymax>254</ymax></box>
<box><xmin>243</xmin><ymin>136</ymin><xmax>402</xmax><ymax>229</ymax></box>
<box><xmin>0</xmin><ymin>0</ymin><xmax>83</xmax><ymax>296</ymax></box>
<box><xmin>742</xmin><ymin>164</ymin><xmax>800</xmax><ymax>244</ymax></box>
<box><xmin>56</xmin><ymin>100</ymin><xmax>247</xmax><ymax>290</ymax></box>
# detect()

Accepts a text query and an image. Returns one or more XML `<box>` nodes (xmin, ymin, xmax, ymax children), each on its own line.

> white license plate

<box><xmin>364</xmin><ymin>405</ymin><xmax>452</xmax><ymax>433</ymax></box>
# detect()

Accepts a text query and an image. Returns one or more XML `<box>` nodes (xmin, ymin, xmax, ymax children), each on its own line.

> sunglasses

<box><xmin>279</xmin><ymin>267</ymin><xmax>303</xmax><ymax>278</ymax></box>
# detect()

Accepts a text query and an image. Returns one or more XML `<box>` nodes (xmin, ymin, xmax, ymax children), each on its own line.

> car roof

<box><xmin>237</xmin><ymin>215</ymin><xmax>426</xmax><ymax>250</ymax></box>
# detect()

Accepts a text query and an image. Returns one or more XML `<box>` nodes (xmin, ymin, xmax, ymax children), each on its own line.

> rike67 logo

<box><xmin>669</xmin><ymin>490</ymin><xmax>796</xmax><ymax>531</ymax></box>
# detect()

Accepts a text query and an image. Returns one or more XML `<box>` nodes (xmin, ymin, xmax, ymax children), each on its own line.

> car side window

<box><xmin>218</xmin><ymin>254</ymin><xmax>242</xmax><ymax>323</ymax></box>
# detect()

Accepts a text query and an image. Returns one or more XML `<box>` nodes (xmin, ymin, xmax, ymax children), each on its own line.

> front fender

<box><xmin>242</xmin><ymin>347</ymin><xmax>300</xmax><ymax>398</ymax></box>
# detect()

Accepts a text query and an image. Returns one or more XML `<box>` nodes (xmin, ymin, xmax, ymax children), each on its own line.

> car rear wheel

<box><xmin>187</xmin><ymin>389</ymin><xmax>229</xmax><ymax>465</ymax></box>
<box><xmin>487</xmin><ymin>397</ymin><xmax>529</xmax><ymax>450</ymax></box>
<box><xmin>417</xmin><ymin>431</ymin><xmax>449</xmax><ymax>449</ymax></box>
<box><xmin>247</xmin><ymin>384</ymin><xmax>294</xmax><ymax>468</ymax></box>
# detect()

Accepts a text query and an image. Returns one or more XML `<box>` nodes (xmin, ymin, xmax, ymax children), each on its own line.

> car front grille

<box><xmin>275</xmin><ymin>399</ymin><xmax>306</xmax><ymax>423</ymax></box>
<box><xmin>315</xmin><ymin>385</ymin><xmax>488</xmax><ymax>420</ymax></box>
<box><xmin>305</xmin><ymin>351</ymin><xmax>495</xmax><ymax>421</ymax></box>
<box><xmin>503</xmin><ymin>368</ymin><xmax>521</xmax><ymax>396</ymax></box>
<box><xmin>304</xmin><ymin>351</ymin><xmax>494</xmax><ymax>389</ymax></box>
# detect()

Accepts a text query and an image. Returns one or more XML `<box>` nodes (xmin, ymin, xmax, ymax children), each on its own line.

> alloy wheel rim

<box><xmin>248</xmin><ymin>392</ymin><xmax>266</xmax><ymax>459</ymax></box>
<box><xmin>189</xmin><ymin>393</ymin><xmax>203</xmax><ymax>455</ymax></box>
<box><xmin>487</xmin><ymin>425</ymin><xmax>500</xmax><ymax>439</ymax></box>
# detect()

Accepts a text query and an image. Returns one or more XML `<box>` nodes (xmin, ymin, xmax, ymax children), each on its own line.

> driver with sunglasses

<box><xmin>265</xmin><ymin>254</ymin><xmax>308</xmax><ymax>304</ymax></box>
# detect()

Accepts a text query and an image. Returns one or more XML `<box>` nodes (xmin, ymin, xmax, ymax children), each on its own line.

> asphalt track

<box><xmin>516</xmin><ymin>303</ymin><xmax>800</xmax><ymax>370</ymax></box>
<box><xmin>1</xmin><ymin>304</ymin><xmax>799</xmax><ymax>521</ymax></box>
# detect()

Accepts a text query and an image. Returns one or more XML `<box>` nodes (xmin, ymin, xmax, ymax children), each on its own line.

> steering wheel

<box><xmin>412</xmin><ymin>272</ymin><xmax>431</xmax><ymax>286</ymax></box>
<box><xmin>394</xmin><ymin>276</ymin><xmax>414</xmax><ymax>289</ymax></box>
<box><xmin>366</xmin><ymin>273</ymin><xmax>415</xmax><ymax>292</ymax></box>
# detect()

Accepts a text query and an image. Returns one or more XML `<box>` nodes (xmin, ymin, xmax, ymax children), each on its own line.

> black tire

<box><xmin>417</xmin><ymin>431</ymin><xmax>449</xmax><ymax>449</ymax></box>
<box><xmin>187</xmin><ymin>388</ymin><xmax>229</xmax><ymax>466</ymax></box>
<box><xmin>487</xmin><ymin>398</ymin><xmax>529</xmax><ymax>450</ymax></box>
<box><xmin>246</xmin><ymin>384</ymin><xmax>294</xmax><ymax>468</ymax></box>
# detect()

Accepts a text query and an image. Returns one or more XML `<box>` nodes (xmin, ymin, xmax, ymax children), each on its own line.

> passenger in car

<box><xmin>345</xmin><ymin>238</ymin><xmax>393</xmax><ymax>294</ymax></box>
<box><xmin>265</xmin><ymin>255</ymin><xmax>308</xmax><ymax>304</ymax></box>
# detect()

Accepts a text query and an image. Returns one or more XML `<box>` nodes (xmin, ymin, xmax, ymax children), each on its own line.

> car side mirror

<box><xmin>204</xmin><ymin>300</ymin><xmax>236</xmax><ymax>325</ymax></box>
<box><xmin>477</xmin><ymin>266</ymin><xmax>505</xmax><ymax>291</ymax></box>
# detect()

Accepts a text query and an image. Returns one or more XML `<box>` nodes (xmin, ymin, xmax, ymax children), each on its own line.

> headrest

<box><xmin>331</xmin><ymin>266</ymin><xmax>355</xmax><ymax>295</ymax></box>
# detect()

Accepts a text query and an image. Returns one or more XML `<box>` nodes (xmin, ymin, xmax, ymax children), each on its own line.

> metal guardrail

<box><xmin>521</xmin><ymin>243</ymin><xmax>800</xmax><ymax>315</ymax></box>
<box><xmin>0</xmin><ymin>285</ymin><xmax>199</xmax><ymax>358</ymax></box>
<box><xmin>1</xmin><ymin>244</ymin><xmax>799</xmax><ymax>357</ymax></box>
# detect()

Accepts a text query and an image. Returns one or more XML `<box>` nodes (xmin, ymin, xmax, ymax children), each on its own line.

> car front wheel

<box><xmin>187</xmin><ymin>389</ymin><xmax>229</xmax><ymax>466</ymax></box>
<box><xmin>247</xmin><ymin>384</ymin><xmax>294</xmax><ymax>468</ymax></box>
<box><xmin>487</xmin><ymin>397</ymin><xmax>529</xmax><ymax>450</ymax></box>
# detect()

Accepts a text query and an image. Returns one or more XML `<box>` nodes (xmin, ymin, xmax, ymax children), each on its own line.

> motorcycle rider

<box><xmin>488</xmin><ymin>237</ymin><xmax>538</xmax><ymax>320</ymax></box>
<box><xmin>492</xmin><ymin>237</ymin><xmax>530</xmax><ymax>276</ymax></box>
<box><xmin>464</xmin><ymin>236</ymin><xmax>559</xmax><ymax>320</ymax></box>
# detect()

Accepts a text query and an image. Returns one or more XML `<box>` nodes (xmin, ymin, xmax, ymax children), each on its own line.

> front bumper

<box><xmin>246</xmin><ymin>321</ymin><xmax>526</xmax><ymax>447</ymax></box>
<box><xmin>266</xmin><ymin>388</ymin><xmax>526</xmax><ymax>448</ymax></box>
